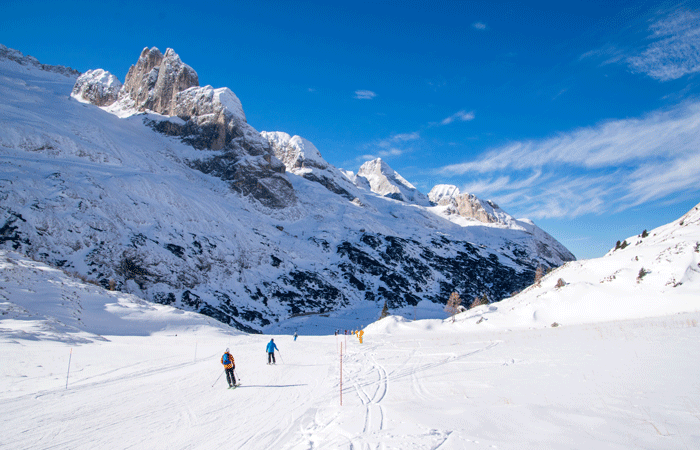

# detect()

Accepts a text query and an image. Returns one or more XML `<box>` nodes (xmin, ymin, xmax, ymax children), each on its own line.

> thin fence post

<box><xmin>66</xmin><ymin>348</ymin><xmax>72</xmax><ymax>389</ymax></box>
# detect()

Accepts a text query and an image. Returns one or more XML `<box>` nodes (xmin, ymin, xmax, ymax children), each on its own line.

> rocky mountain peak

<box><xmin>428</xmin><ymin>184</ymin><xmax>511</xmax><ymax>226</ymax></box>
<box><xmin>70</xmin><ymin>46</ymin><xmax>295</xmax><ymax>209</ymax></box>
<box><xmin>355</xmin><ymin>158</ymin><xmax>431</xmax><ymax>205</ymax></box>
<box><xmin>119</xmin><ymin>47</ymin><xmax>199</xmax><ymax>115</ymax></box>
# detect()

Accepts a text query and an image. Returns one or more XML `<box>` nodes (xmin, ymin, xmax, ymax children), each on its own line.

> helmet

<box><xmin>271</xmin><ymin>338</ymin><xmax>274</xmax><ymax>342</ymax></box>
<box><xmin>226</xmin><ymin>348</ymin><xmax>230</xmax><ymax>353</ymax></box>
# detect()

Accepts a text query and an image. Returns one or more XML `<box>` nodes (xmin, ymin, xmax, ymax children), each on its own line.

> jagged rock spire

<box><xmin>120</xmin><ymin>47</ymin><xmax>199</xmax><ymax>115</ymax></box>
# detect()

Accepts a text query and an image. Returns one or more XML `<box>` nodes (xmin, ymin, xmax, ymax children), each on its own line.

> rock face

<box><xmin>429</xmin><ymin>184</ymin><xmax>511</xmax><ymax>225</ymax></box>
<box><xmin>72</xmin><ymin>69</ymin><xmax>122</xmax><ymax>106</ymax></box>
<box><xmin>119</xmin><ymin>47</ymin><xmax>199</xmax><ymax>115</ymax></box>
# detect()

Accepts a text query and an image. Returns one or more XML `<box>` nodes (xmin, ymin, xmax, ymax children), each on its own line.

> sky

<box><xmin>2</xmin><ymin>0</ymin><xmax>700</xmax><ymax>259</ymax></box>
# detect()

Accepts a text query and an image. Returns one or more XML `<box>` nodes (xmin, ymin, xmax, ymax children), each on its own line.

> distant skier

<box><xmin>221</xmin><ymin>348</ymin><xmax>236</xmax><ymax>388</ymax></box>
<box><xmin>266</xmin><ymin>338</ymin><xmax>279</xmax><ymax>364</ymax></box>
<box><xmin>294</xmin><ymin>332</ymin><xmax>298</xmax><ymax>341</ymax></box>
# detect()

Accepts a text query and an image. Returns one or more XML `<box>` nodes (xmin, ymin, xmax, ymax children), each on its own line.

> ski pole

<box><xmin>277</xmin><ymin>351</ymin><xmax>284</xmax><ymax>364</ymax></box>
<box><xmin>234</xmin><ymin>369</ymin><xmax>241</xmax><ymax>383</ymax></box>
<box><xmin>212</xmin><ymin>369</ymin><xmax>225</xmax><ymax>387</ymax></box>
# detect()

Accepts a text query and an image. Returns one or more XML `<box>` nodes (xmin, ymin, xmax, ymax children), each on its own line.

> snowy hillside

<box><xmin>1</xmin><ymin>45</ymin><xmax>574</xmax><ymax>333</ymax></box>
<box><xmin>452</xmin><ymin>201</ymin><xmax>700</xmax><ymax>330</ymax></box>
<box><xmin>2</xmin><ymin>247</ymin><xmax>698</xmax><ymax>449</ymax></box>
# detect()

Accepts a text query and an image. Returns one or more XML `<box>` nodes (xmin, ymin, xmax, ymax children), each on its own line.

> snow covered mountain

<box><xmin>0</xmin><ymin>45</ymin><xmax>574</xmax><ymax>333</ymax></box>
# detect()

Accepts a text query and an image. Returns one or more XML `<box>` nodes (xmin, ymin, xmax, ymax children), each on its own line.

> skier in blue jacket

<box><xmin>266</xmin><ymin>338</ymin><xmax>279</xmax><ymax>364</ymax></box>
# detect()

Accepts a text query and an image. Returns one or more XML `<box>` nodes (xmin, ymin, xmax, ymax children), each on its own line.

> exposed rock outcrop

<box><xmin>429</xmin><ymin>184</ymin><xmax>509</xmax><ymax>225</ymax></box>
<box><xmin>71</xmin><ymin>69</ymin><xmax>122</xmax><ymax>106</ymax></box>
<box><xmin>119</xmin><ymin>47</ymin><xmax>199</xmax><ymax>115</ymax></box>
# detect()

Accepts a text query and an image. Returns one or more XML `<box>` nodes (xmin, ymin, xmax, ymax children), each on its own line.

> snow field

<box><xmin>3</xmin><ymin>313</ymin><xmax>699</xmax><ymax>450</ymax></box>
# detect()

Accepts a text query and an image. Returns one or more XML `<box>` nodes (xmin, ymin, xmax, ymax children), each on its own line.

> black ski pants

<box><xmin>225</xmin><ymin>367</ymin><xmax>236</xmax><ymax>386</ymax></box>
<box><xmin>268</xmin><ymin>352</ymin><xmax>276</xmax><ymax>364</ymax></box>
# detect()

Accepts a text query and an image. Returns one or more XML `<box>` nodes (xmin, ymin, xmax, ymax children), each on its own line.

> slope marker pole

<box><xmin>65</xmin><ymin>348</ymin><xmax>72</xmax><ymax>389</ymax></box>
<box><xmin>340</xmin><ymin>342</ymin><xmax>343</xmax><ymax>406</ymax></box>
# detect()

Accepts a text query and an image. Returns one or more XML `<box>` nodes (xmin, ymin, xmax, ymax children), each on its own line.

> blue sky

<box><xmin>3</xmin><ymin>0</ymin><xmax>700</xmax><ymax>259</ymax></box>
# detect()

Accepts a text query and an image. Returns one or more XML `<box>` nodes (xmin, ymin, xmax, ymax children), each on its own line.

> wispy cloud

<box><xmin>354</xmin><ymin>90</ymin><xmax>377</xmax><ymax>100</ymax></box>
<box><xmin>441</xmin><ymin>110</ymin><xmax>475</xmax><ymax>125</ymax></box>
<box><xmin>472</xmin><ymin>22</ymin><xmax>488</xmax><ymax>30</ymax></box>
<box><xmin>389</xmin><ymin>132</ymin><xmax>420</xmax><ymax>142</ymax></box>
<box><xmin>439</xmin><ymin>102</ymin><xmax>700</xmax><ymax>218</ymax></box>
<box><xmin>627</xmin><ymin>9</ymin><xmax>700</xmax><ymax>81</ymax></box>
<box><xmin>358</xmin><ymin>132</ymin><xmax>420</xmax><ymax>162</ymax></box>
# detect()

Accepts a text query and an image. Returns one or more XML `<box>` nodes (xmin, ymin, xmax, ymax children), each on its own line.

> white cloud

<box><xmin>389</xmin><ymin>132</ymin><xmax>420</xmax><ymax>142</ymax></box>
<box><xmin>354</xmin><ymin>90</ymin><xmax>377</xmax><ymax>100</ymax></box>
<box><xmin>441</xmin><ymin>110</ymin><xmax>475</xmax><ymax>125</ymax></box>
<box><xmin>627</xmin><ymin>10</ymin><xmax>700</xmax><ymax>81</ymax></box>
<box><xmin>439</xmin><ymin>101</ymin><xmax>700</xmax><ymax>218</ymax></box>
<box><xmin>472</xmin><ymin>22</ymin><xmax>487</xmax><ymax>30</ymax></box>
<box><xmin>358</xmin><ymin>131</ymin><xmax>421</xmax><ymax>164</ymax></box>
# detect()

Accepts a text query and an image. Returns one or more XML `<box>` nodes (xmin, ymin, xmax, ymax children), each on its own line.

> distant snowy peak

<box><xmin>428</xmin><ymin>184</ymin><xmax>514</xmax><ymax>226</ymax></box>
<box><xmin>428</xmin><ymin>184</ymin><xmax>575</xmax><ymax>261</ymax></box>
<box><xmin>261</xmin><ymin>131</ymin><xmax>327</xmax><ymax>171</ymax></box>
<box><xmin>353</xmin><ymin>158</ymin><xmax>431</xmax><ymax>205</ymax></box>
<box><xmin>72</xmin><ymin>69</ymin><xmax>123</xmax><ymax>106</ymax></box>
<box><xmin>0</xmin><ymin>44</ymin><xmax>80</xmax><ymax>78</ymax></box>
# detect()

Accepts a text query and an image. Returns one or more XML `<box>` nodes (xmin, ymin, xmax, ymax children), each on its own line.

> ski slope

<box><xmin>2</xmin><ymin>247</ymin><xmax>699</xmax><ymax>449</ymax></box>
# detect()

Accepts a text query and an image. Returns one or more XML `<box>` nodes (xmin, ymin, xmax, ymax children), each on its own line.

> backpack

<box><xmin>223</xmin><ymin>353</ymin><xmax>230</xmax><ymax>365</ymax></box>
